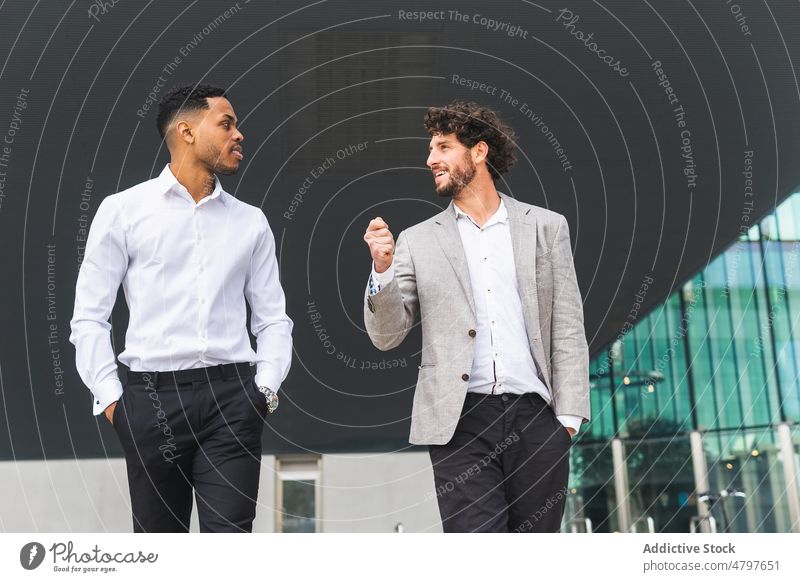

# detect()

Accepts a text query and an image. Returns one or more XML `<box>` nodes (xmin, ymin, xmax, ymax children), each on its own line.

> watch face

<box><xmin>264</xmin><ymin>391</ymin><xmax>278</xmax><ymax>413</ymax></box>
<box><xmin>267</xmin><ymin>396</ymin><xmax>278</xmax><ymax>413</ymax></box>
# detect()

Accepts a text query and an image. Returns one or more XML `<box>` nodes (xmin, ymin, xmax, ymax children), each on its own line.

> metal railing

<box><xmin>629</xmin><ymin>515</ymin><xmax>655</xmax><ymax>533</ymax></box>
<box><xmin>689</xmin><ymin>515</ymin><xmax>717</xmax><ymax>533</ymax></box>
<box><xmin>566</xmin><ymin>517</ymin><xmax>593</xmax><ymax>533</ymax></box>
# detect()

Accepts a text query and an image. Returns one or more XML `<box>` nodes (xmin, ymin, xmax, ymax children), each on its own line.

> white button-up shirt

<box><xmin>371</xmin><ymin>198</ymin><xmax>581</xmax><ymax>434</ymax></box>
<box><xmin>70</xmin><ymin>163</ymin><xmax>293</xmax><ymax>416</ymax></box>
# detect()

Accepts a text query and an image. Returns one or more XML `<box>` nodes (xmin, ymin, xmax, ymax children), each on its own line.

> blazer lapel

<box><xmin>503</xmin><ymin>193</ymin><xmax>537</xmax><ymax>300</ymax></box>
<box><xmin>502</xmin><ymin>193</ymin><xmax>549</xmax><ymax>383</ymax></box>
<box><xmin>433</xmin><ymin>202</ymin><xmax>476</xmax><ymax>318</ymax></box>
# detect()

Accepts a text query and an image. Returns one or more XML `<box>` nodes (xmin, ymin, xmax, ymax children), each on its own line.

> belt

<box><xmin>464</xmin><ymin>392</ymin><xmax>548</xmax><ymax>402</ymax></box>
<box><xmin>126</xmin><ymin>362</ymin><xmax>254</xmax><ymax>388</ymax></box>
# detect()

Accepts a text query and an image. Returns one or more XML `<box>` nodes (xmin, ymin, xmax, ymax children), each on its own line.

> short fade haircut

<box><xmin>423</xmin><ymin>100</ymin><xmax>517</xmax><ymax>180</ymax></box>
<box><xmin>156</xmin><ymin>83</ymin><xmax>227</xmax><ymax>140</ymax></box>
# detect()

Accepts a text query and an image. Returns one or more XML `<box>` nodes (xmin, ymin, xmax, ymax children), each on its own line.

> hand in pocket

<box><xmin>104</xmin><ymin>400</ymin><xmax>118</xmax><ymax>425</ymax></box>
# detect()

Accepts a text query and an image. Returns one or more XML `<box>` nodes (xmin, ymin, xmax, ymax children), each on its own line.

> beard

<box><xmin>435</xmin><ymin>152</ymin><xmax>476</xmax><ymax>198</ymax></box>
<box><xmin>203</xmin><ymin>143</ymin><xmax>240</xmax><ymax>176</ymax></box>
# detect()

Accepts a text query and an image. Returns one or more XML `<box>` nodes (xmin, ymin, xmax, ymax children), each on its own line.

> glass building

<box><xmin>565</xmin><ymin>193</ymin><xmax>800</xmax><ymax>533</ymax></box>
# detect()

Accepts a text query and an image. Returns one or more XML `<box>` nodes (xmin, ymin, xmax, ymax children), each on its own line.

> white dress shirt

<box><xmin>70</xmin><ymin>163</ymin><xmax>293</xmax><ymax>416</ymax></box>
<box><xmin>370</xmin><ymin>199</ymin><xmax>581</xmax><ymax>434</ymax></box>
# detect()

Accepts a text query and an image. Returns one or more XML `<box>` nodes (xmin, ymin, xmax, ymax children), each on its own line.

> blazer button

<box><xmin>461</xmin><ymin>373</ymin><xmax>470</xmax><ymax>381</ymax></box>
<box><xmin>468</xmin><ymin>329</ymin><xmax>476</xmax><ymax>337</ymax></box>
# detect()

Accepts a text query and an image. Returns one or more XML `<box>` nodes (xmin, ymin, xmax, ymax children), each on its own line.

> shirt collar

<box><xmin>452</xmin><ymin>196</ymin><xmax>508</xmax><ymax>227</ymax></box>
<box><xmin>156</xmin><ymin>163</ymin><xmax>227</xmax><ymax>206</ymax></box>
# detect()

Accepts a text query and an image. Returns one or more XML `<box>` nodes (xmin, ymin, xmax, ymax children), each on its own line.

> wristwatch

<box><xmin>257</xmin><ymin>386</ymin><xmax>279</xmax><ymax>414</ymax></box>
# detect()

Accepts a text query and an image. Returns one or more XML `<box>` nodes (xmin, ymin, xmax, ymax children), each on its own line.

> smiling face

<box><xmin>188</xmin><ymin>96</ymin><xmax>244</xmax><ymax>176</ymax></box>
<box><xmin>426</xmin><ymin>133</ymin><xmax>477</xmax><ymax>198</ymax></box>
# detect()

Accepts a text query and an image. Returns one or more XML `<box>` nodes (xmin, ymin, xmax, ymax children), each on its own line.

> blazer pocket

<box><xmin>418</xmin><ymin>363</ymin><xmax>437</xmax><ymax>370</ymax></box>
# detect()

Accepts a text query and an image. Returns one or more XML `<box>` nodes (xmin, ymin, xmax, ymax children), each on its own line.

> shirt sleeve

<box><xmin>245</xmin><ymin>213</ymin><xmax>293</xmax><ymax>392</ymax></box>
<box><xmin>556</xmin><ymin>414</ymin><xmax>582</xmax><ymax>435</ymax></box>
<box><xmin>69</xmin><ymin>196</ymin><xmax>128</xmax><ymax>416</ymax></box>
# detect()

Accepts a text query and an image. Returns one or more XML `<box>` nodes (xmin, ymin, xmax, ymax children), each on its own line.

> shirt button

<box><xmin>461</xmin><ymin>373</ymin><xmax>470</xmax><ymax>381</ymax></box>
<box><xmin>502</xmin><ymin>395</ymin><xmax>509</xmax><ymax>402</ymax></box>
<box><xmin>468</xmin><ymin>329</ymin><xmax>476</xmax><ymax>337</ymax></box>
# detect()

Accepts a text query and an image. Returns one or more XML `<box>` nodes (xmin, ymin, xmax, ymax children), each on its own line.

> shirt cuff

<box><xmin>556</xmin><ymin>414</ymin><xmax>583</xmax><ymax>435</ymax></box>
<box><xmin>91</xmin><ymin>377</ymin><xmax>123</xmax><ymax>416</ymax></box>
<box><xmin>254</xmin><ymin>370</ymin><xmax>280</xmax><ymax>394</ymax></box>
<box><xmin>369</xmin><ymin>261</ymin><xmax>394</xmax><ymax>295</ymax></box>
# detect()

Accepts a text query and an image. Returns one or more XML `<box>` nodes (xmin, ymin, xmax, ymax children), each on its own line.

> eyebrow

<box><xmin>428</xmin><ymin>140</ymin><xmax>451</xmax><ymax>151</ymax></box>
<box><xmin>220</xmin><ymin>113</ymin><xmax>238</xmax><ymax>124</ymax></box>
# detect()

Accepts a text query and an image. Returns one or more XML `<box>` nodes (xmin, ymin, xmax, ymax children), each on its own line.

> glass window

<box><xmin>774</xmin><ymin>193</ymin><xmax>800</xmax><ymax>241</ymax></box>
<box><xmin>703</xmin><ymin>429</ymin><xmax>792</xmax><ymax>532</ymax></box>
<box><xmin>624</xmin><ymin>435</ymin><xmax>696</xmax><ymax>532</ymax></box>
<box><xmin>276</xmin><ymin>456</ymin><xmax>320</xmax><ymax>533</ymax></box>
<box><xmin>762</xmin><ymin>236</ymin><xmax>800</xmax><ymax>423</ymax></box>
<box><xmin>563</xmin><ymin>443</ymin><xmax>619</xmax><ymax>532</ymax></box>
<box><xmin>726</xmin><ymin>242</ymin><xmax>779</xmax><ymax>427</ymax></box>
<box><xmin>588</xmin><ymin>349</ymin><xmax>617</xmax><ymax>440</ymax></box>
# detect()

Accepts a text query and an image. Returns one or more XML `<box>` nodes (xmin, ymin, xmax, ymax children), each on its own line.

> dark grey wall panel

<box><xmin>1</xmin><ymin>0</ymin><xmax>798</xmax><ymax>458</ymax></box>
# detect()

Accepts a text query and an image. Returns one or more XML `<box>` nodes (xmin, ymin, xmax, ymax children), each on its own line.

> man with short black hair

<box><xmin>363</xmin><ymin>101</ymin><xmax>590</xmax><ymax>532</ymax></box>
<box><xmin>70</xmin><ymin>83</ymin><xmax>292</xmax><ymax>532</ymax></box>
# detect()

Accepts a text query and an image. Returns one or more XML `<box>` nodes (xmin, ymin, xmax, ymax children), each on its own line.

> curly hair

<box><xmin>156</xmin><ymin>83</ymin><xmax>227</xmax><ymax>140</ymax></box>
<box><xmin>423</xmin><ymin>101</ymin><xmax>517</xmax><ymax>180</ymax></box>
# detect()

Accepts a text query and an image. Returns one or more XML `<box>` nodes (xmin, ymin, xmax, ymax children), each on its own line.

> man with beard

<box><xmin>362</xmin><ymin>101</ymin><xmax>590</xmax><ymax>532</ymax></box>
<box><xmin>70</xmin><ymin>84</ymin><xmax>292</xmax><ymax>532</ymax></box>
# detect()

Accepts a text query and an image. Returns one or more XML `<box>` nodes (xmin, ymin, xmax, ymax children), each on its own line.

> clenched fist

<box><xmin>364</xmin><ymin>217</ymin><xmax>395</xmax><ymax>273</ymax></box>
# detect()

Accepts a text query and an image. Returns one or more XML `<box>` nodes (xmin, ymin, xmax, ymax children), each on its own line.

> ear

<box><xmin>174</xmin><ymin>119</ymin><xmax>195</xmax><ymax>145</ymax></box>
<box><xmin>472</xmin><ymin>140</ymin><xmax>489</xmax><ymax>164</ymax></box>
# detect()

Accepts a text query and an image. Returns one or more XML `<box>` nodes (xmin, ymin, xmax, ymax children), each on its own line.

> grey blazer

<box><xmin>364</xmin><ymin>192</ymin><xmax>591</xmax><ymax>445</ymax></box>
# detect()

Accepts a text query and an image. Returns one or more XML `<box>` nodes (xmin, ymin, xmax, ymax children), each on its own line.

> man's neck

<box><xmin>169</xmin><ymin>160</ymin><xmax>216</xmax><ymax>204</ymax></box>
<box><xmin>453</xmin><ymin>181</ymin><xmax>501</xmax><ymax>227</ymax></box>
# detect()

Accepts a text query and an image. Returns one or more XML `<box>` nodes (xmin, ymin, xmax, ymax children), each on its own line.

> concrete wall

<box><xmin>319</xmin><ymin>452</ymin><xmax>441</xmax><ymax>532</ymax></box>
<box><xmin>0</xmin><ymin>453</ymin><xmax>439</xmax><ymax>533</ymax></box>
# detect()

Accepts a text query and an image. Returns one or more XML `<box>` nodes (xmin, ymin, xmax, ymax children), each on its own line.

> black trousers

<box><xmin>111</xmin><ymin>363</ymin><xmax>266</xmax><ymax>533</ymax></box>
<box><xmin>428</xmin><ymin>392</ymin><xmax>571</xmax><ymax>533</ymax></box>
